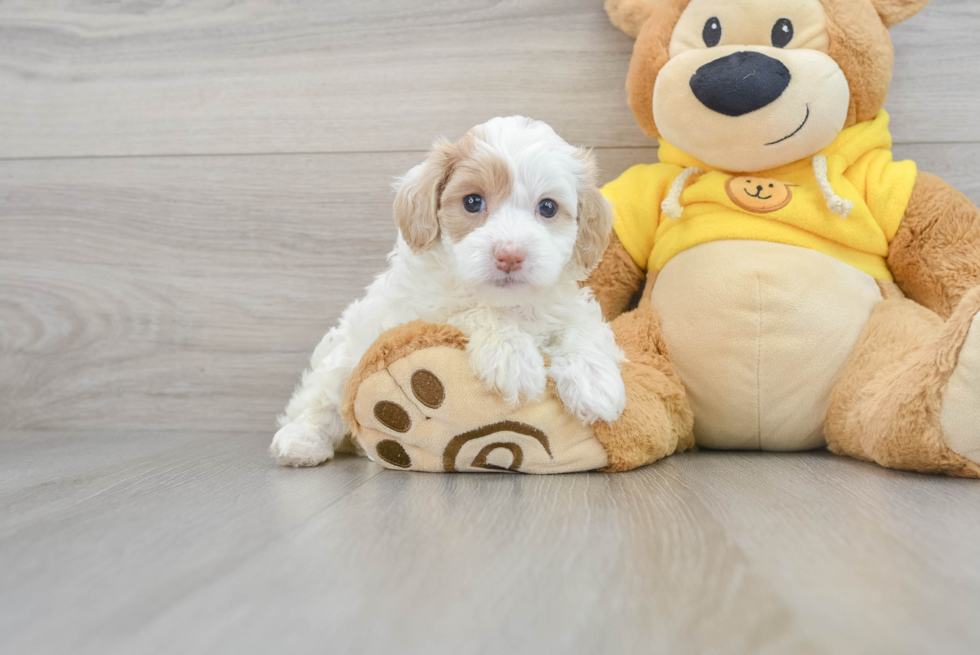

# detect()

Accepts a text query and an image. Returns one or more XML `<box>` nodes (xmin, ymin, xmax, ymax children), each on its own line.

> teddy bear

<box><xmin>339</xmin><ymin>0</ymin><xmax>980</xmax><ymax>477</ymax></box>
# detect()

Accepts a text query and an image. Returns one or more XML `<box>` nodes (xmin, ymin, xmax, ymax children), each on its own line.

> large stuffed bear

<box><xmin>340</xmin><ymin>0</ymin><xmax>980</xmax><ymax>476</ymax></box>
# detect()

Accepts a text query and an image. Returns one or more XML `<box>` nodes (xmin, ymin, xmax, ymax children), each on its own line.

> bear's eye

<box><xmin>702</xmin><ymin>17</ymin><xmax>722</xmax><ymax>48</ymax></box>
<box><xmin>772</xmin><ymin>18</ymin><xmax>794</xmax><ymax>48</ymax></box>
<box><xmin>463</xmin><ymin>194</ymin><xmax>485</xmax><ymax>214</ymax></box>
<box><xmin>538</xmin><ymin>199</ymin><xmax>558</xmax><ymax>219</ymax></box>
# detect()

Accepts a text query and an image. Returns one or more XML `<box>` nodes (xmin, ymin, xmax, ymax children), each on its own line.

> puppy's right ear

<box><xmin>394</xmin><ymin>138</ymin><xmax>457</xmax><ymax>253</ymax></box>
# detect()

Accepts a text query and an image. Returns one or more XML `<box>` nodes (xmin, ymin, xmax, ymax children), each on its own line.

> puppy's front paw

<box><xmin>552</xmin><ymin>356</ymin><xmax>627</xmax><ymax>425</ymax></box>
<box><xmin>468</xmin><ymin>332</ymin><xmax>547</xmax><ymax>406</ymax></box>
<box><xmin>270</xmin><ymin>422</ymin><xmax>334</xmax><ymax>467</ymax></box>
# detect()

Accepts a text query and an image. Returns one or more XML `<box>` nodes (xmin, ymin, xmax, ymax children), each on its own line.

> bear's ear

<box><xmin>605</xmin><ymin>0</ymin><xmax>658</xmax><ymax>39</ymax></box>
<box><xmin>870</xmin><ymin>0</ymin><xmax>930</xmax><ymax>27</ymax></box>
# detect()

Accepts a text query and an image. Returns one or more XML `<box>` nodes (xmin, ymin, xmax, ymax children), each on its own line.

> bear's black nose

<box><xmin>690</xmin><ymin>51</ymin><xmax>791</xmax><ymax>117</ymax></box>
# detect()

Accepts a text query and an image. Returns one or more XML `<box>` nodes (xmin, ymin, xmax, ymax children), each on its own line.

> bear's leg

<box><xmin>826</xmin><ymin>286</ymin><xmax>980</xmax><ymax>477</ymax></box>
<box><xmin>592</xmin><ymin>301</ymin><xmax>695</xmax><ymax>472</ymax></box>
<box><xmin>341</xmin><ymin>304</ymin><xmax>693</xmax><ymax>473</ymax></box>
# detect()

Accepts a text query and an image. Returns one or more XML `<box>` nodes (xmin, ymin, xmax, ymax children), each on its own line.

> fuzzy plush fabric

<box><xmin>871</xmin><ymin>0</ymin><xmax>932</xmax><ymax>28</ymax></box>
<box><xmin>888</xmin><ymin>172</ymin><xmax>980</xmax><ymax>320</ymax></box>
<box><xmin>342</xmin><ymin>322</ymin><xmax>610</xmax><ymax>474</ymax></box>
<box><xmin>822</xmin><ymin>0</ymin><xmax>897</xmax><ymax>128</ymax></box>
<box><xmin>615</xmin><ymin>0</ymin><xmax>919</xmax><ymax>139</ymax></box>
<box><xmin>604</xmin><ymin>0</ymin><xmax>657</xmax><ymax>39</ymax></box>
<box><xmin>342</xmin><ymin>320</ymin><xmax>468</xmax><ymax>436</ymax></box>
<box><xmin>592</xmin><ymin>0</ymin><xmax>980</xmax><ymax>478</ymax></box>
<box><xmin>334</xmin><ymin>0</ymin><xmax>978</xmax><ymax>478</ymax></box>
<box><xmin>341</xmin><ymin>306</ymin><xmax>694</xmax><ymax>474</ymax></box>
<box><xmin>825</xmin><ymin>289</ymin><xmax>980</xmax><ymax>478</ymax></box>
<box><xmin>602</xmin><ymin>111</ymin><xmax>917</xmax><ymax>281</ymax></box>
<box><xmin>593</xmin><ymin>302</ymin><xmax>695</xmax><ymax>472</ymax></box>
<box><xmin>621</xmin><ymin>0</ymin><xmax>690</xmax><ymax>138</ymax></box>
<box><xmin>586</xmin><ymin>234</ymin><xmax>646</xmax><ymax>321</ymax></box>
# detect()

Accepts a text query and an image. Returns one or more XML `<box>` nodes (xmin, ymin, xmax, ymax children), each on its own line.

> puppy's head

<box><xmin>394</xmin><ymin>116</ymin><xmax>613</xmax><ymax>297</ymax></box>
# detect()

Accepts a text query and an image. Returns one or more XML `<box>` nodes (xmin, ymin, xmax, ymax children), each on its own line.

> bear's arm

<box><xmin>589</xmin><ymin>163</ymin><xmax>682</xmax><ymax>320</ymax></box>
<box><xmin>585</xmin><ymin>232</ymin><xmax>646</xmax><ymax>321</ymax></box>
<box><xmin>888</xmin><ymin>171</ymin><xmax>980</xmax><ymax>320</ymax></box>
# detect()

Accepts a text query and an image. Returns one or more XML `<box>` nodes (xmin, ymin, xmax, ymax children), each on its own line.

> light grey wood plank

<box><xmin>0</xmin><ymin>151</ymin><xmax>412</xmax><ymax>433</ymax></box>
<box><xmin>117</xmin><ymin>456</ymin><xmax>819</xmax><ymax>655</ymax></box>
<box><xmin>0</xmin><ymin>430</ymin><xmax>384</xmax><ymax>655</ymax></box>
<box><xmin>0</xmin><ymin>0</ymin><xmax>638</xmax><ymax>158</ymax></box>
<box><xmin>671</xmin><ymin>453</ymin><xmax>980</xmax><ymax>655</ymax></box>
<box><xmin>0</xmin><ymin>148</ymin><xmax>657</xmax><ymax>434</ymax></box>
<box><xmin>3</xmin><ymin>145</ymin><xmax>979</xmax><ymax>433</ymax></box>
<box><xmin>888</xmin><ymin>0</ymin><xmax>979</xmax><ymax>143</ymax></box>
<box><xmin>1</xmin><ymin>2</ymin><xmax>978</xmax><ymax>653</ymax></box>
<box><xmin>0</xmin><ymin>0</ymin><xmax>976</xmax><ymax>159</ymax></box>
<box><xmin>0</xmin><ymin>430</ymin><xmax>218</xmax><ymax>494</ymax></box>
<box><xmin>3</xmin><ymin>436</ymin><xmax>978</xmax><ymax>655</ymax></box>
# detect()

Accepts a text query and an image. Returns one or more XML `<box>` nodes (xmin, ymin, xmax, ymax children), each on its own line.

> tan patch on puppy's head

<box><xmin>396</xmin><ymin>118</ymin><xmax>611</xmax><ymax>284</ymax></box>
<box><xmin>438</xmin><ymin>129</ymin><xmax>513</xmax><ymax>244</ymax></box>
<box><xmin>394</xmin><ymin>128</ymin><xmax>516</xmax><ymax>252</ymax></box>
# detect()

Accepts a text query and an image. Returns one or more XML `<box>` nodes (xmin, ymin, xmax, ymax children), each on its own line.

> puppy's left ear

<box><xmin>573</xmin><ymin>149</ymin><xmax>615</xmax><ymax>275</ymax></box>
<box><xmin>393</xmin><ymin>138</ymin><xmax>457</xmax><ymax>252</ymax></box>
<box><xmin>870</xmin><ymin>0</ymin><xmax>930</xmax><ymax>27</ymax></box>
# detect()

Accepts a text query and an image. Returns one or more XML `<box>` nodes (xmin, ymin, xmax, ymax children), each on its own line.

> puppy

<box><xmin>271</xmin><ymin>116</ymin><xmax>627</xmax><ymax>467</ymax></box>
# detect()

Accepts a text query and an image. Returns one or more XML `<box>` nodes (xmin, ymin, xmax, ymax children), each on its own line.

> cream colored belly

<box><xmin>651</xmin><ymin>241</ymin><xmax>882</xmax><ymax>451</ymax></box>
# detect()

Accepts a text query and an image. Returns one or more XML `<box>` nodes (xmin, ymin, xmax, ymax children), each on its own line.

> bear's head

<box><xmin>606</xmin><ymin>0</ymin><xmax>929</xmax><ymax>172</ymax></box>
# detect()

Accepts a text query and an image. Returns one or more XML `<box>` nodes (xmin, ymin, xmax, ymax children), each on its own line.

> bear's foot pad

<box><xmin>349</xmin><ymin>343</ymin><xmax>608</xmax><ymax>474</ymax></box>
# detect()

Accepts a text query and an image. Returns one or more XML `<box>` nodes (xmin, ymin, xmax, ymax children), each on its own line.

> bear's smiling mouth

<box><xmin>744</xmin><ymin>189</ymin><xmax>773</xmax><ymax>200</ymax></box>
<box><xmin>765</xmin><ymin>105</ymin><xmax>811</xmax><ymax>146</ymax></box>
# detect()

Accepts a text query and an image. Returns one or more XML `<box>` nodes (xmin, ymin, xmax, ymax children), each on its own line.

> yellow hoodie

<box><xmin>602</xmin><ymin>111</ymin><xmax>918</xmax><ymax>281</ymax></box>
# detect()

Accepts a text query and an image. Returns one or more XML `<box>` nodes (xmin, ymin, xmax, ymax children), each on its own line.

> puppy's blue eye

<box><xmin>703</xmin><ymin>17</ymin><xmax>722</xmax><ymax>48</ymax></box>
<box><xmin>463</xmin><ymin>194</ymin><xmax>485</xmax><ymax>214</ymax></box>
<box><xmin>772</xmin><ymin>19</ymin><xmax>793</xmax><ymax>48</ymax></box>
<box><xmin>538</xmin><ymin>199</ymin><xmax>558</xmax><ymax>219</ymax></box>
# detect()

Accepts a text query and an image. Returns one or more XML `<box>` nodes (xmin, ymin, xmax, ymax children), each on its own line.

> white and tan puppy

<box><xmin>271</xmin><ymin>116</ymin><xmax>626</xmax><ymax>467</ymax></box>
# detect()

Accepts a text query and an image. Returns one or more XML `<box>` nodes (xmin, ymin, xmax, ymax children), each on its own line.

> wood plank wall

<box><xmin>2</xmin><ymin>0</ymin><xmax>979</xmax><ymax>433</ymax></box>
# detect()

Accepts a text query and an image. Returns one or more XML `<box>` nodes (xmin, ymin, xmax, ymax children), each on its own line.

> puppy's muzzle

<box><xmin>494</xmin><ymin>244</ymin><xmax>527</xmax><ymax>273</ymax></box>
<box><xmin>690</xmin><ymin>51</ymin><xmax>791</xmax><ymax>117</ymax></box>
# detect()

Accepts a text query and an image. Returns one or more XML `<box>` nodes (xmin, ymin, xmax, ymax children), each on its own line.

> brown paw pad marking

<box><xmin>374</xmin><ymin>400</ymin><xmax>411</xmax><ymax>433</ymax></box>
<box><xmin>443</xmin><ymin>421</ymin><xmax>551</xmax><ymax>473</ymax></box>
<box><xmin>370</xmin><ymin>368</ymin><xmax>551</xmax><ymax>474</ymax></box>
<box><xmin>376</xmin><ymin>439</ymin><xmax>412</xmax><ymax>468</ymax></box>
<box><xmin>410</xmin><ymin>369</ymin><xmax>444</xmax><ymax>409</ymax></box>
<box><xmin>471</xmin><ymin>443</ymin><xmax>524</xmax><ymax>471</ymax></box>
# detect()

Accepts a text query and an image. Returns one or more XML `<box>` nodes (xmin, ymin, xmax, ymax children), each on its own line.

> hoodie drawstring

<box><xmin>664</xmin><ymin>159</ymin><xmax>853</xmax><ymax>221</ymax></box>
<box><xmin>813</xmin><ymin>155</ymin><xmax>853</xmax><ymax>220</ymax></box>
<box><xmin>662</xmin><ymin>167</ymin><xmax>704</xmax><ymax>220</ymax></box>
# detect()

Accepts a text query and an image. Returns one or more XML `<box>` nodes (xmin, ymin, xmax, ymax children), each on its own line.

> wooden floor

<box><xmin>3</xmin><ymin>433</ymin><xmax>980</xmax><ymax>655</ymax></box>
<box><xmin>2</xmin><ymin>1</ymin><xmax>980</xmax><ymax>652</ymax></box>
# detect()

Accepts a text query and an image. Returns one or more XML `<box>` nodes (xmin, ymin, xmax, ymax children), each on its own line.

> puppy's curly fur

<box><xmin>271</xmin><ymin>116</ymin><xmax>625</xmax><ymax>467</ymax></box>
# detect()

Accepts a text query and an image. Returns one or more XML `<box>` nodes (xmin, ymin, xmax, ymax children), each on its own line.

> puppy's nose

<box><xmin>494</xmin><ymin>244</ymin><xmax>527</xmax><ymax>273</ymax></box>
<box><xmin>690</xmin><ymin>51</ymin><xmax>791</xmax><ymax>117</ymax></box>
